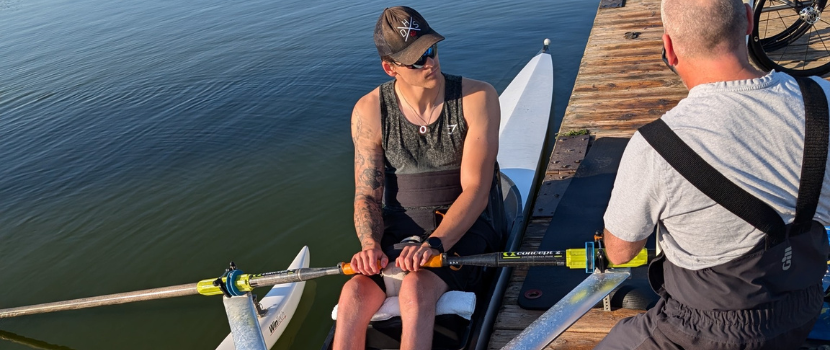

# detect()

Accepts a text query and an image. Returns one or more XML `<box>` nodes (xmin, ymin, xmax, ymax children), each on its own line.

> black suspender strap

<box><xmin>792</xmin><ymin>77</ymin><xmax>829</xmax><ymax>233</ymax></box>
<box><xmin>639</xmin><ymin>119</ymin><xmax>787</xmax><ymax>248</ymax></box>
<box><xmin>638</xmin><ymin>76</ymin><xmax>829</xmax><ymax>249</ymax></box>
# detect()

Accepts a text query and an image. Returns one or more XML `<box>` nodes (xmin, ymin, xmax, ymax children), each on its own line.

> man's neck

<box><xmin>395</xmin><ymin>75</ymin><xmax>445</xmax><ymax>113</ymax></box>
<box><xmin>679</xmin><ymin>54</ymin><xmax>765</xmax><ymax>90</ymax></box>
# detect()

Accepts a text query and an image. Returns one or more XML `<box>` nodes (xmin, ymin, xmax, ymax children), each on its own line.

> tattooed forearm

<box><xmin>359</xmin><ymin>168</ymin><xmax>383</xmax><ymax>190</ymax></box>
<box><xmin>354</xmin><ymin>197</ymin><xmax>383</xmax><ymax>249</ymax></box>
<box><xmin>351</xmin><ymin>104</ymin><xmax>385</xmax><ymax>249</ymax></box>
<box><xmin>354</xmin><ymin>150</ymin><xmax>367</xmax><ymax>169</ymax></box>
<box><xmin>354</xmin><ymin>167</ymin><xmax>383</xmax><ymax>248</ymax></box>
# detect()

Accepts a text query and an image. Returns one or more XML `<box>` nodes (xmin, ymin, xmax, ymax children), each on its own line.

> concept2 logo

<box><xmin>397</xmin><ymin>17</ymin><xmax>421</xmax><ymax>42</ymax></box>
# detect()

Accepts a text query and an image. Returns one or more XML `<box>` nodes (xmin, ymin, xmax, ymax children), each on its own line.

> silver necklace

<box><xmin>398</xmin><ymin>85</ymin><xmax>442</xmax><ymax>134</ymax></box>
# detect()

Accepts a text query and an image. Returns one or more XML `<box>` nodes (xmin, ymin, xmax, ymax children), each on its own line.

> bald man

<box><xmin>596</xmin><ymin>0</ymin><xmax>830</xmax><ymax>348</ymax></box>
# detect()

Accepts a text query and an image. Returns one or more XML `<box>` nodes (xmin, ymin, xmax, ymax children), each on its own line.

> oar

<box><xmin>0</xmin><ymin>264</ymin><xmax>346</xmax><ymax>319</ymax></box>
<box><xmin>0</xmin><ymin>248</ymin><xmax>649</xmax><ymax>319</ymax></box>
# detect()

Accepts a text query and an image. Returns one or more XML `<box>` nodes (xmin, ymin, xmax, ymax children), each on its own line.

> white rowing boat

<box><xmin>497</xmin><ymin>39</ymin><xmax>554</xmax><ymax>219</ymax></box>
<box><xmin>216</xmin><ymin>246</ymin><xmax>310</xmax><ymax>350</ymax></box>
<box><xmin>469</xmin><ymin>39</ymin><xmax>555</xmax><ymax>350</ymax></box>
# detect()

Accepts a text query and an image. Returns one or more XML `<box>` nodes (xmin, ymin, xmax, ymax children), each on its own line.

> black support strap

<box><xmin>792</xmin><ymin>77</ymin><xmax>829</xmax><ymax>233</ymax></box>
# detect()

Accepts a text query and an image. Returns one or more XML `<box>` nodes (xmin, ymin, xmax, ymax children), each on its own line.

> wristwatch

<box><xmin>426</xmin><ymin>237</ymin><xmax>444</xmax><ymax>253</ymax></box>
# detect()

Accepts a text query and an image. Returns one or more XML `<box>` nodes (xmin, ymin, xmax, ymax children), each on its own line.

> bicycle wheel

<box><xmin>749</xmin><ymin>0</ymin><xmax>830</xmax><ymax>76</ymax></box>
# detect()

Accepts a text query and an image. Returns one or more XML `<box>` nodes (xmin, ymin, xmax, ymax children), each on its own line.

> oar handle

<box><xmin>339</xmin><ymin>255</ymin><xmax>445</xmax><ymax>275</ymax></box>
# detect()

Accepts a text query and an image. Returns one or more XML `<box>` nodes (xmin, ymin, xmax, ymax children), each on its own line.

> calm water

<box><xmin>0</xmin><ymin>0</ymin><xmax>597</xmax><ymax>348</ymax></box>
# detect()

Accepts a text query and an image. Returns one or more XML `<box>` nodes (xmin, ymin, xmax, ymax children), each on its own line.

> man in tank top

<box><xmin>332</xmin><ymin>6</ymin><xmax>503</xmax><ymax>350</ymax></box>
<box><xmin>597</xmin><ymin>0</ymin><xmax>830</xmax><ymax>349</ymax></box>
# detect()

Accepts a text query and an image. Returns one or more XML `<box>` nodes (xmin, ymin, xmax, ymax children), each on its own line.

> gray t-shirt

<box><xmin>604</xmin><ymin>71</ymin><xmax>830</xmax><ymax>270</ymax></box>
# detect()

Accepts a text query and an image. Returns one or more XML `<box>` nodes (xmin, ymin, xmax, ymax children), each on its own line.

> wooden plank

<box><xmin>494</xmin><ymin>306</ymin><xmax>643</xmax><ymax>333</ymax></box>
<box><xmin>489</xmin><ymin>308</ymin><xmax>644</xmax><ymax>349</ymax></box>
<box><xmin>544</xmin><ymin>333</ymin><xmax>609</xmax><ymax>350</ymax></box>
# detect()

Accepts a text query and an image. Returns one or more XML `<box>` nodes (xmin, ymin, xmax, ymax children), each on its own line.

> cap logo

<box><xmin>396</xmin><ymin>17</ymin><xmax>421</xmax><ymax>42</ymax></box>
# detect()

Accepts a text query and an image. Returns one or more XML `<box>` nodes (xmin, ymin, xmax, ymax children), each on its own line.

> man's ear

<box><xmin>744</xmin><ymin>2</ymin><xmax>754</xmax><ymax>35</ymax></box>
<box><xmin>381</xmin><ymin>61</ymin><xmax>397</xmax><ymax>77</ymax></box>
<box><xmin>663</xmin><ymin>33</ymin><xmax>678</xmax><ymax>66</ymax></box>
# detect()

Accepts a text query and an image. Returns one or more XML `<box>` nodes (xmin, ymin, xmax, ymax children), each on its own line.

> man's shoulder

<box><xmin>460</xmin><ymin>77</ymin><xmax>496</xmax><ymax>96</ymax></box>
<box><xmin>354</xmin><ymin>86</ymin><xmax>381</xmax><ymax>114</ymax></box>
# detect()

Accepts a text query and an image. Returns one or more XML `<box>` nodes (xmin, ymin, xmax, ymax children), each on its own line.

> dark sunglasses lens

<box><xmin>411</xmin><ymin>46</ymin><xmax>435</xmax><ymax>68</ymax></box>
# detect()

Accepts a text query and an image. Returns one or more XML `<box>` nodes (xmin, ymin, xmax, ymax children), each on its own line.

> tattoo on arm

<box><xmin>359</xmin><ymin>168</ymin><xmax>383</xmax><ymax>189</ymax></box>
<box><xmin>352</xmin><ymin>107</ymin><xmax>384</xmax><ymax>249</ymax></box>
<box><xmin>354</xmin><ymin>196</ymin><xmax>383</xmax><ymax>249</ymax></box>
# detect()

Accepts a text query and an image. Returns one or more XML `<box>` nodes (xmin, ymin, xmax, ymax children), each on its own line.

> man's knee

<box><xmin>399</xmin><ymin>271</ymin><xmax>447</xmax><ymax>309</ymax></box>
<box><xmin>339</xmin><ymin>276</ymin><xmax>384</xmax><ymax>309</ymax></box>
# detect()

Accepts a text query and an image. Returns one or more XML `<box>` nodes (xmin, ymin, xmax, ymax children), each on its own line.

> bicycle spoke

<box><xmin>750</xmin><ymin>0</ymin><xmax>830</xmax><ymax>75</ymax></box>
<box><xmin>812</xmin><ymin>23</ymin><xmax>830</xmax><ymax>59</ymax></box>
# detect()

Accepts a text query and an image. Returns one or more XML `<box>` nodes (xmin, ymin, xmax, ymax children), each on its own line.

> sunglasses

<box><xmin>395</xmin><ymin>44</ymin><xmax>437</xmax><ymax>69</ymax></box>
<box><xmin>661</xmin><ymin>47</ymin><xmax>677</xmax><ymax>75</ymax></box>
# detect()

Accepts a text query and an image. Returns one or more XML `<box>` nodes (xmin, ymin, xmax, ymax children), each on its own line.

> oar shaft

<box><xmin>444</xmin><ymin>251</ymin><xmax>567</xmax><ymax>268</ymax></box>
<box><xmin>0</xmin><ymin>282</ymin><xmax>198</xmax><ymax>319</ymax></box>
<box><xmin>248</xmin><ymin>266</ymin><xmax>344</xmax><ymax>287</ymax></box>
<box><xmin>0</xmin><ymin>266</ymin><xmax>350</xmax><ymax>319</ymax></box>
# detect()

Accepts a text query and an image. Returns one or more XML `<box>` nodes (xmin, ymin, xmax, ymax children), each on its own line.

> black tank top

<box><xmin>378</xmin><ymin>74</ymin><xmax>505</xmax><ymax>250</ymax></box>
<box><xmin>380</xmin><ymin>73</ymin><xmax>466</xmax><ymax>175</ymax></box>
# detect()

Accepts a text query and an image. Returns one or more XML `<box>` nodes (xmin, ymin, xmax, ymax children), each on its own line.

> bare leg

<box><xmin>333</xmin><ymin>275</ymin><xmax>386</xmax><ymax>350</ymax></box>
<box><xmin>398</xmin><ymin>270</ymin><xmax>448</xmax><ymax>350</ymax></box>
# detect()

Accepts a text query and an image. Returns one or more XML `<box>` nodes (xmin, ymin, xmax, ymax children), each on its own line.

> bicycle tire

<box><xmin>749</xmin><ymin>0</ymin><xmax>830</xmax><ymax>76</ymax></box>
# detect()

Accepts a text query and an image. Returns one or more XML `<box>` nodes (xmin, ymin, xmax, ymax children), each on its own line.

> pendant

<box><xmin>419</xmin><ymin>125</ymin><xmax>428</xmax><ymax>134</ymax></box>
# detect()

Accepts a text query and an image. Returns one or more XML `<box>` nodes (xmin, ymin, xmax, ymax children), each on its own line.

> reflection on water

<box><xmin>0</xmin><ymin>330</ymin><xmax>76</xmax><ymax>350</ymax></box>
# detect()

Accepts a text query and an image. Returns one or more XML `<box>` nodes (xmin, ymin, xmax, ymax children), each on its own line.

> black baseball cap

<box><xmin>374</xmin><ymin>6</ymin><xmax>445</xmax><ymax>65</ymax></box>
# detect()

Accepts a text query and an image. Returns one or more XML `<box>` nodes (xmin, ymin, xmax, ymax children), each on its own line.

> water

<box><xmin>0</xmin><ymin>0</ymin><xmax>597</xmax><ymax>349</ymax></box>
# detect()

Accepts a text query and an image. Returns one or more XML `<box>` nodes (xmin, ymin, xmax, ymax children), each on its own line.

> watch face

<box><xmin>428</xmin><ymin>237</ymin><xmax>443</xmax><ymax>252</ymax></box>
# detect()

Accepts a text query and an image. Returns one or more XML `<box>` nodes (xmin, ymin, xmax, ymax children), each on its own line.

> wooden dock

<box><xmin>486</xmin><ymin>0</ymin><xmax>830</xmax><ymax>348</ymax></box>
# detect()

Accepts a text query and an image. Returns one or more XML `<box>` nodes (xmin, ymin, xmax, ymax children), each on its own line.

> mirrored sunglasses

<box><xmin>396</xmin><ymin>44</ymin><xmax>437</xmax><ymax>69</ymax></box>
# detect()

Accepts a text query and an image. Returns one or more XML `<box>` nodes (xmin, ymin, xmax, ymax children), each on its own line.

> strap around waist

<box><xmin>384</xmin><ymin>169</ymin><xmax>462</xmax><ymax>209</ymax></box>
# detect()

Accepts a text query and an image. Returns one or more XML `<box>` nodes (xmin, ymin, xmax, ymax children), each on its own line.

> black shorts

<box><xmin>370</xmin><ymin>209</ymin><xmax>498</xmax><ymax>293</ymax></box>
